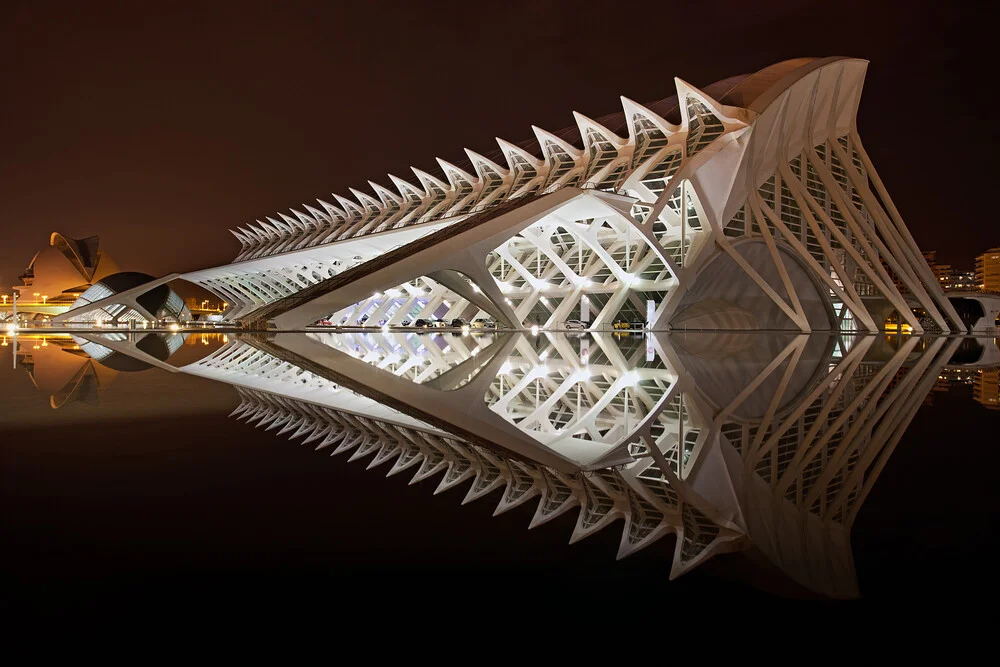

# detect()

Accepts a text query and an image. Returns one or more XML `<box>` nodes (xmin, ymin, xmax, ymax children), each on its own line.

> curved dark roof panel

<box><xmin>49</xmin><ymin>232</ymin><xmax>101</xmax><ymax>282</ymax></box>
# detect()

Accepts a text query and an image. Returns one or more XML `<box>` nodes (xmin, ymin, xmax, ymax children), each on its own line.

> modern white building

<box><xmin>140</xmin><ymin>56</ymin><xmax>962</xmax><ymax>334</ymax></box>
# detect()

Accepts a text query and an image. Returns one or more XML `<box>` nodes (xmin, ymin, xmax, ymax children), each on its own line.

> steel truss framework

<box><xmin>164</xmin><ymin>57</ymin><xmax>961</xmax><ymax>334</ymax></box>
<box><xmin>179</xmin><ymin>330</ymin><xmax>961</xmax><ymax>597</ymax></box>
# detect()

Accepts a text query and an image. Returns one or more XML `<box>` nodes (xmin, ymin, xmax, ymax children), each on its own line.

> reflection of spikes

<box><xmin>238</xmin><ymin>404</ymin><xmax>261</xmax><ymax>423</ymax></box>
<box><xmin>434</xmin><ymin>459</ymin><xmax>475</xmax><ymax>495</ymax></box>
<box><xmin>569</xmin><ymin>478</ymin><xmax>620</xmax><ymax>544</ymax></box>
<box><xmin>668</xmin><ymin>502</ymin><xmax>727</xmax><ymax>578</ymax></box>
<box><xmin>264</xmin><ymin>413</ymin><xmax>291</xmax><ymax>431</ymax></box>
<box><xmin>367</xmin><ymin>443</ymin><xmax>401</xmax><ymax>470</ymax></box>
<box><xmin>348</xmin><ymin>438</ymin><xmax>380</xmax><ymax>462</ymax></box>
<box><xmin>616</xmin><ymin>489</ymin><xmax>672</xmax><ymax>560</ymax></box>
<box><xmin>289</xmin><ymin>420</ymin><xmax>317</xmax><ymax>441</ymax></box>
<box><xmin>277</xmin><ymin>414</ymin><xmax>305</xmax><ymax>436</ymax></box>
<box><xmin>462</xmin><ymin>466</ymin><xmax>506</xmax><ymax>505</ymax></box>
<box><xmin>528</xmin><ymin>470</ymin><xmax>580</xmax><ymax>529</ymax></box>
<box><xmin>409</xmin><ymin>449</ymin><xmax>448</xmax><ymax>485</ymax></box>
<box><xmin>493</xmin><ymin>462</ymin><xmax>541</xmax><ymax>517</ymax></box>
<box><xmin>331</xmin><ymin>432</ymin><xmax>363</xmax><ymax>455</ymax></box>
<box><xmin>229</xmin><ymin>401</ymin><xmax>250</xmax><ymax>418</ymax></box>
<box><xmin>303</xmin><ymin>424</ymin><xmax>332</xmax><ymax>446</ymax></box>
<box><xmin>245</xmin><ymin>407</ymin><xmax>272</xmax><ymax>426</ymax></box>
<box><xmin>315</xmin><ymin>429</ymin><xmax>347</xmax><ymax>451</ymax></box>
<box><xmin>387</xmin><ymin>445</ymin><xmax>423</xmax><ymax>477</ymax></box>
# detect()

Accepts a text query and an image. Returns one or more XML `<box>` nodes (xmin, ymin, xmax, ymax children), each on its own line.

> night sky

<box><xmin>0</xmin><ymin>0</ymin><xmax>994</xmax><ymax>292</ymax></box>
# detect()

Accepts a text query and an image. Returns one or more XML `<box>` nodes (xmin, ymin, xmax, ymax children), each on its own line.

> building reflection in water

<box><xmin>3</xmin><ymin>332</ymin><xmax>228</xmax><ymax>409</ymax></box>
<box><xmin>17</xmin><ymin>329</ymin><xmax>998</xmax><ymax>598</ymax></box>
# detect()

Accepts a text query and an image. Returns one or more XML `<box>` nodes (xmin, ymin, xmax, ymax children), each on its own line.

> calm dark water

<box><xmin>2</xmin><ymin>330</ymin><xmax>998</xmax><ymax>627</ymax></box>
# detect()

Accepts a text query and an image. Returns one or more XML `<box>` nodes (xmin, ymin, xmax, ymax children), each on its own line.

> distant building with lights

<box><xmin>974</xmin><ymin>368</ymin><xmax>1000</xmax><ymax>410</ymax></box>
<box><xmin>941</xmin><ymin>268</ymin><xmax>979</xmax><ymax>292</ymax></box>
<box><xmin>977</xmin><ymin>247</ymin><xmax>1000</xmax><ymax>291</ymax></box>
<box><xmin>921</xmin><ymin>250</ymin><xmax>977</xmax><ymax>292</ymax></box>
<box><xmin>6</xmin><ymin>233</ymin><xmax>120</xmax><ymax>320</ymax></box>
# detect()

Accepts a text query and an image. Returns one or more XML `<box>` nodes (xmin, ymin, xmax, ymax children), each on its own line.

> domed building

<box><xmin>66</xmin><ymin>272</ymin><xmax>191</xmax><ymax>324</ymax></box>
<box><xmin>14</xmin><ymin>233</ymin><xmax>120</xmax><ymax>306</ymax></box>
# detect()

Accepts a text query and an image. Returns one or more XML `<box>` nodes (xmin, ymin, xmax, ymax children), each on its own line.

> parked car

<box><xmin>450</xmin><ymin>318</ymin><xmax>468</xmax><ymax>328</ymax></box>
<box><xmin>431</xmin><ymin>319</ymin><xmax>448</xmax><ymax>328</ymax></box>
<box><xmin>357</xmin><ymin>314</ymin><xmax>369</xmax><ymax>325</ymax></box>
<box><xmin>317</xmin><ymin>318</ymin><xmax>332</xmax><ymax>326</ymax></box>
<box><xmin>564</xmin><ymin>319</ymin><xmax>588</xmax><ymax>330</ymax></box>
<box><xmin>414</xmin><ymin>318</ymin><xmax>430</xmax><ymax>328</ymax></box>
<box><xmin>472</xmin><ymin>318</ymin><xmax>496</xmax><ymax>330</ymax></box>
<box><xmin>612</xmin><ymin>319</ymin><xmax>630</xmax><ymax>330</ymax></box>
<box><xmin>400</xmin><ymin>318</ymin><xmax>411</xmax><ymax>326</ymax></box>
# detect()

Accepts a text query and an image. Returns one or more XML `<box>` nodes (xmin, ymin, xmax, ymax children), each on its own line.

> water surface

<box><xmin>2</xmin><ymin>330</ymin><xmax>998</xmax><ymax>621</ymax></box>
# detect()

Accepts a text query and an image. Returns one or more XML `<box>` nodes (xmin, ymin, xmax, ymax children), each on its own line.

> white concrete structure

<box><xmin>166</xmin><ymin>57</ymin><xmax>961</xmax><ymax>333</ymax></box>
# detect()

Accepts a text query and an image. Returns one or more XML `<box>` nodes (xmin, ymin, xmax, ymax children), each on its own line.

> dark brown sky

<box><xmin>0</xmin><ymin>0</ymin><xmax>993</xmax><ymax>290</ymax></box>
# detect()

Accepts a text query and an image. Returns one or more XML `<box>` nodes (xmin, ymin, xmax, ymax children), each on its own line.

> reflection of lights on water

<box><xmin>169</xmin><ymin>323</ymin><xmax>180</xmax><ymax>331</ymax></box>
<box><xmin>530</xmin><ymin>325</ymin><xmax>539</xmax><ymax>336</ymax></box>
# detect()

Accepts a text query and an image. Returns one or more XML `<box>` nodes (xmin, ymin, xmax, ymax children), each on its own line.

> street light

<box><xmin>1</xmin><ymin>295</ymin><xmax>7</xmax><ymax>305</ymax></box>
<box><xmin>41</xmin><ymin>295</ymin><xmax>48</xmax><ymax>304</ymax></box>
<box><xmin>33</xmin><ymin>292</ymin><xmax>40</xmax><ymax>302</ymax></box>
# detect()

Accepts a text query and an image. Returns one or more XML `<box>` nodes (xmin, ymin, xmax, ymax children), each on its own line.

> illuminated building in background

<box><xmin>13</xmin><ymin>233</ymin><xmax>119</xmax><ymax>305</ymax></box>
<box><xmin>6</xmin><ymin>233</ymin><xmax>120</xmax><ymax>321</ymax></box>
<box><xmin>941</xmin><ymin>268</ymin><xmax>979</xmax><ymax>292</ymax></box>
<box><xmin>974</xmin><ymin>368</ymin><xmax>1000</xmax><ymax>410</ymax></box>
<box><xmin>977</xmin><ymin>248</ymin><xmax>1000</xmax><ymax>291</ymax></box>
<box><xmin>54</xmin><ymin>57</ymin><xmax>962</xmax><ymax>333</ymax></box>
